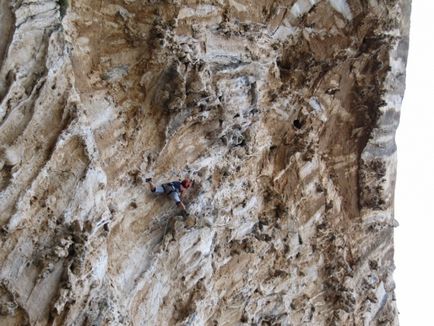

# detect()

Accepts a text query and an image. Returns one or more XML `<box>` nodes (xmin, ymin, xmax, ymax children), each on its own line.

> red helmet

<box><xmin>181</xmin><ymin>178</ymin><xmax>191</xmax><ymax>188</ymax></box>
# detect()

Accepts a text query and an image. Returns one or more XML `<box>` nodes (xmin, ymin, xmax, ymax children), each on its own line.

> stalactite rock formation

<box><xmin>0</xmin><ymin>0</ymin><xmax>410</xmax><ymax>325</ymax></box>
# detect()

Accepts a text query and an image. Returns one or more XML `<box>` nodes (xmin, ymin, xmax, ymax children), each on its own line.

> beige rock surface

<box><xmin>0</xmin><ymin>0</ymin><xmax>410</xmax><ymax>325</ymax></box>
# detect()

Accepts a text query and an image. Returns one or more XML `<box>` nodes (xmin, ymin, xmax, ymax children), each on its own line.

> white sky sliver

<box><xmin>395</xmin><ymin>1</ymin><xmax>434</xmax><ymax>325</ymax></box>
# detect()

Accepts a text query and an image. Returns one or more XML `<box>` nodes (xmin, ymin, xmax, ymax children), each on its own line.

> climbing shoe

<box><xmin>145</xmin><ymin>178</ymin><xmax>152</xmax><ymax>182</ymax></box>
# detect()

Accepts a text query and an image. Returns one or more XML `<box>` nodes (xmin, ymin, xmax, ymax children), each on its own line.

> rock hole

<box><xmin>68</xmin><ymin>245</ymin><xmax>76</xmax><ymax>258</ymax></box>
<box><xmin>298</xmin><ymin>233</ymin><xmax>303</xmax><ymax>245</ymax></box>
<box><xmin>293</xmin><ymin>119</ymin><xmax>303</xmax><ymax>129</ymax></box>
<box><xmin>250</xmin><ymin>108</ymin><xmax>259</xmax><ymax>115</ymax></box>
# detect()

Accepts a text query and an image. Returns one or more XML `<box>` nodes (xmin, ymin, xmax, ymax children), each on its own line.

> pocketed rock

<box><xmin>0</xmin><ymin>0</ymin><xmax>410</xmax><ymax>325</ymax></box>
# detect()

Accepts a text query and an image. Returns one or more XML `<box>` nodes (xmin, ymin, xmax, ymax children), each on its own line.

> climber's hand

<box><xmin>177</xmin><ymin>201</ymin><xmax>187</xmax><ymax>212</ymax></box>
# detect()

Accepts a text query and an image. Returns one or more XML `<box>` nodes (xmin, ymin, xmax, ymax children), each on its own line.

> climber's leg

<box><xmin>169</xmin><ymin>191</ymin><xmax>181</xmax><ymax>204</ymax></box>
<box><xmin>145</xmin><ymin>178</ymin><xmax>163</xmax><ymax>193</ymax></box>
<box><xmin>153</xmin><ymin>185</ymin><xmax>165</xmax><ymax>193</ymax></box>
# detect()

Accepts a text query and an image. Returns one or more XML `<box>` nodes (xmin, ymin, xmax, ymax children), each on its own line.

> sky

<box><xmin>394</xmin><ymin>1</ymin><xmax>434</xmax><ymax>325</ymax></box>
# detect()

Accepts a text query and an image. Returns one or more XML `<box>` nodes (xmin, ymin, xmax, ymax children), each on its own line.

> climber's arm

<box><xmin>177</xmin><ymin>200</ymin><xmax>187</xmax><ymax>212</ymax></box>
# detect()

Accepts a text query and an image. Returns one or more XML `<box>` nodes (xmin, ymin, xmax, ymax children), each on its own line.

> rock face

<box><xmin>0</xmin><ymin>0</ymin><xmax>410</xmax><ymax>325</ymax></box>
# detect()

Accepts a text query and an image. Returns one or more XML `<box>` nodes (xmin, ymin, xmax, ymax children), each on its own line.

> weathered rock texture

<box><xmin>0</xmin><ymin>0</ymin><xmax>410</xmax><ymax>325</ymax></box>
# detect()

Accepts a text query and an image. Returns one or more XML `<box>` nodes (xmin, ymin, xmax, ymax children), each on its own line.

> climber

<box><xmin>145</xmin><ymin>177</ymin><xmax>192</xmax><ymax>212</ymax></box>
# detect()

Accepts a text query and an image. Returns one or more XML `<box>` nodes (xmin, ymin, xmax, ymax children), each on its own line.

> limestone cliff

<box><xmin>0</xmin><ymin>0</ymin><xmax>410</xmax><ymax>325</ymax></box>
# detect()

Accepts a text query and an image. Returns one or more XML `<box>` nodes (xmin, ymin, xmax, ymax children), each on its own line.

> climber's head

<box><xmin>181</xmin><ymin>178</ymin><xmax>192</xmax><ymax>189</ymax></box>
